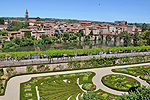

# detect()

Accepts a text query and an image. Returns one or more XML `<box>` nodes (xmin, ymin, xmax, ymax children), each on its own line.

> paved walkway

<box><xmin>0</xmin><ymin>63</ymin><xmax>150</xmax><ymax>100</ymax></box>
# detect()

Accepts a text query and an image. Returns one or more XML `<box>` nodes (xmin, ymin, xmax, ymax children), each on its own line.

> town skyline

<box><xmin>0</xmin><ymin>0</ymin><xmax>150</xmax><ymax>23</ymax></box>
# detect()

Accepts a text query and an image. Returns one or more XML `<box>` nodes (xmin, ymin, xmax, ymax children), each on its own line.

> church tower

<box><xmin>25</xmin><ymin>9</ymin><xmax>28</xmax><ymax>21</ymax></box>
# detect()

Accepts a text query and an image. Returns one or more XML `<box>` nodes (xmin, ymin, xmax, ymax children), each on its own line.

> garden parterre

<box><xmin>20</xmin><ymin>72</ymin><xmax>118</xmax><ymax>100</ymax></box>
<box><xmin>112</xmin><ymin>65</ymin><xmax>150</xmax><ymax>84</ymax></box>
<box><xmin>102</xmin><ymin>74</ymin><xmax>141</xmax><ymax>92</ymax></box>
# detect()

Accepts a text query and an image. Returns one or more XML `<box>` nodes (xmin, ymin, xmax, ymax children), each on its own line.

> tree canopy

<box><xmin>116</xmin><ymin>86</ymin><xmax>150</xmax><ymax>100</ymax></box>
<box><xmin>0</xmin><ymin>18</ymin><xmax>4</xmax><ymax>25</ymax></box>
<box><xmin>137</xmin><ymin>30</ymin><xmax>150</xmax><ymax>46</ymax></box>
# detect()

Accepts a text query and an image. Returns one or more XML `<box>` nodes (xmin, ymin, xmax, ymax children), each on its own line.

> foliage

<box><xmin>27</xmin><ymin>65</ymin><xmax>33</xmax><ymax>72</ymax></box>
<box><xmin>133</xmin><ymin>32</ymin><xmax>140</xmax><ymax>46</ymax></box>
<box><xmin>7</xmin><ymin>21</ymin><xmax>29</xmax><ymax>31</ymax></box>
<box><xmin>1</xmin><ymin>45</ymin><xmax>150</xmax><ymax>58</ymax></box>
<box><xmin>24</xmin><ymin>32</ymin><xmax>31</xmax><ymax>38</ymax></box>
<box><xmin>89</xmin><ymin>30</ymin><xmax>93</xmax><ymax>37</ymax></box>
<box><xmin>6</xmin><ymin>67</ymin><xmax>16</xmax><ymax>75</ymax></box>
<box><xmin>137</xmin><ymin>30</ymin><xmax>150</xmax><ymax>46</ymax></box>
<box><xmin>116</xmin><ymin>86</ymin><xmax>150</xmax><ymax>100</ymax></box>
<box><xmin>0</xmin><ymin>31</ymin><xmax>8</xmax><ymax>36</ymax></box>
<box><xmin>82</xmin><ymin>92</ymin><xmax>99</xmax><ymax>100</ymax></box>
<box><xmin>36</xmin><ymin>19</ymin><xmax>45</xmax><ymax>21</ymax></box>
<box><xmin>124</xmin><ymin>34</ymin><xmax>131</xmax><ymax>47</ymax></box>
<box><xmin>0</xmin><ymin>18</ymin><xmax>4</xmax><ymax>25</ymax></box>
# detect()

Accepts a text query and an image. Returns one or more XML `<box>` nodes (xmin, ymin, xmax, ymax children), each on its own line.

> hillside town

<box><xmin>0</xmin><ymin>10</ymin><xmax>142</xmax><ymax>41</ymax></box>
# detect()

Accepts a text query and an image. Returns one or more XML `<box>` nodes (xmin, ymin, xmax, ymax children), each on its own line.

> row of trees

<box><xmin>7</xmin><ymin>21</ymin><xmax>29</xmax><ymax>31</ymax></box>
<box><xmin>123</xmin><ymin>29</ymin><xmax>150</xmax><ymax>47</ymax></box>
<box><xmin>2</xmin><ymin>29</ymin><xmax>95</xmax><ymax>50</ymax></box>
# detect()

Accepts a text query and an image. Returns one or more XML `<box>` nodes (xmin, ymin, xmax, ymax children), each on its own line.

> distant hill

<box><xmin>1</xmin><ymin>17</ymin><xmax>149</xmax><ymax>25</ymax></box>
<box><xmin>0</xmin><ymin>17</ymin><xmax>111</xmax><ymax>23</ymax></box>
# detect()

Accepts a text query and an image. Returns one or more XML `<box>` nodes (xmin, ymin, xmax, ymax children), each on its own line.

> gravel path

<box><xmin>0</xmin><ymin>63</ymin><xmax>150</xmax><ymax>100</ymax></box>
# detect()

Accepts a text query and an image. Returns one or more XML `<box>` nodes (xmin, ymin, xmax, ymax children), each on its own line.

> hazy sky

<box><xmin>1</xmin><ymin>0</ymin><xmax>150</xmax><ymax>23</ymax></box>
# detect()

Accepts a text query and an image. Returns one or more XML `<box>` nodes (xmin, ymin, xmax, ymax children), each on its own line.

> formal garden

<box><xmin>102</xmin><ymin>74</ymin><xmax>141</xmax><ymax>92</ymax></box>
<box><xmin>20</xmin><ymin>72</ymin><xmax>118</xmax><ymax>100</ymax></box>
<box><xmin>112</xmin><ymin>65</ymin><xmax>150</xmax><ymax>84</ymax></box>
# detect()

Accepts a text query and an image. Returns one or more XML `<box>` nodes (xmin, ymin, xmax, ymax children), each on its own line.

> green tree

<box><xmin>137</xmin><ymin>30</ymin><xmax>150</xmax><ymax>46</ymax></box>
<box><xmin>70</xmin><ymin>35</ymin><xmax>77</xmax><ymax>40</ymax></box>
<box><xmin>89</xmin><ymin>30</ymin><xmax>94</xmax><ymax>37</ymax></box>
<box><xmin>54</xmin><ymin>30</ymin><xmax>60</xmax><ymax>38</ymax></box>
<box><xmin>27</xmin><ymin>65</ymin><xmax>33</xmax><ymax>72</ymax></box>
<box><xmin>117</xmin><ymin>86</ymin><xmax>150</xmax><ymax>100</ymax></box>
<box><xmin>36</xmin><ymin>18</ymin><xmax>45</xmax><ymax>21</ymax></box>
<box><xmin>13</xmin><ymin>37</ymin><xmax>21</xmax><ymax>45</ymax></box>
<box><xmin>0</xmin><ymin>18</ymin><xmax>4</xmax><ymax>25</ymax></box>
<box><xmin>79</xmin><ymin>29</ymin><xmax>84</xmax><ymax>36</ymax></box>
<box><xmin>63</xmin><ymin>32</ymin><xmax>70</xmax><ymax>40</ymax></box>
<box><xmin>24</xmin><ymin>32</ymin><xmax>31</xmax><ymax>38</ymax></box>
<box><xmin>124</xmin><ymin>34</ymin><xmax>131</xmax><ymax>47</ymax></box>
<box><xmin>133</xmin><ymin>32</ymin><xmax>140</xmax><ymax>46</ymax></box>
<box><xmin>128</xmin><ymin>23</ymin><xmax>133</xmax><ymax>25</ymax></box>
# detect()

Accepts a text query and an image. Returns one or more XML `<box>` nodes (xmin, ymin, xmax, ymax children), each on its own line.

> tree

<box><xmin>13</xmin><ymin>37</ymin><xmax>21</xmax><ymax>45</ymax></box>
<box><xmin>0</xmin><ymin>18</ymin><xmax>4</xmax><ymax>25</ymax></box>
<box><xmin>133</xmin><ymin>32</ymin><xmax>140</xmax><ymax>46</ymax></box>
<box><xmin>116</xmin><ymin>86</ymin><xmax>150</xmax><ymax>100</ymax></box>
<box><xmin>24</xmin><ymin>21</ymin><xmax>29</xmax><ymax>28</ymax></box>
<box><xmin>70</xmin><ymin>35</ymin><xmax>77</xmax><ymax>40</ymax></box>
<box><xmin>27</xmin><ymin>65</ymin><xmax>33</xmax><ymax>72</ymax></box>
<box><xmin>36</xmin><ymin>18</ymin><xmax>45</xmax><ymax>21</ymax></box>
<box><xmin>44</xmin><ymin>65</ymin><xmax>50</xmax><ymax>71</ymax></box>
<box><xmin>24</xmin><ymin>32</ymin><xmax>31</xmax><ymax>38</ymax></box>
<box><xmin>137</xmin><ymin>30</ymin><xmax>150</xmax><ymax>46</ymax></box>
<box><xmin>63</xmin><ymin>32</ymin><xmax>70</xmax><ymax>40</ymax></box>
<box><xmin>79</xmin><ymin>29</ymin><xmax>84</xmax><ymax>36</ymax></box>
<box><xmin>141</xmin><ymin>23</ymin><xmax>149</xmax><ymax>31</ymax></box>
<box><xmin>37</xmin><ymin>64</ymin><xmax>45</xmax><ymax>72</ymax></box>
<box><xmin>128</xmin><ymin>23</ymin><xmax>133</xmax><ymax>25</ymax></box>
<box><xmin>6</xmin><ymin>67</ymin><xmax>15</xmax><ymax>75</ymax></box>
<box><xmin>54</xmin><ymin>30</ymin><xmax>60</xmax><ymax>38</ymax></box>
<box><xmin>89</xmin><ymin>30</ymin><xmax>94</xmax><ymax>37</ymax></box>
<box><xmin>124</xmin><ymin>34</ymin><xmax>131</xmax><ymax>47</ymax></box>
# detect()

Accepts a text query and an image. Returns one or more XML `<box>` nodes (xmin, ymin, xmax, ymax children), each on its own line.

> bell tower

<box><xmin>25</xmin><ymin>9</ymin><xmax>28</xmax><ymax>21</ymax></box>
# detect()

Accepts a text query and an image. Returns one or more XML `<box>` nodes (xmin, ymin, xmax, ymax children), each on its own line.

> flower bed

<box><xmin>82</xmin><ymin>83</ymin><xmax>96</xmax><ymax>91</ymax></box>
<box><xmin>102</xmin><ymin>74</ymin><xmax>141</xmax><ymax>92</ymax></box>
<box><xmin>112</xmin><ymin>65</ymin><xmax>150</xmax><ymax>76</ymax></box>
<box><xmin>20</xmin><ymin>72</ymin><xmax>95</xmax><ymax>100</ymax></box>
<box><xmin>112</xmin><ymin>65</ymin><xmax>150</xmax><ymax>84</ymax></box>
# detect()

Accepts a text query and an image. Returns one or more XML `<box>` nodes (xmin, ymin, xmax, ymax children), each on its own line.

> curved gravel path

<box><xmin>0</xmin><ymin>63</ymin><xmax>150</xmax><ymax>100</ymax></box>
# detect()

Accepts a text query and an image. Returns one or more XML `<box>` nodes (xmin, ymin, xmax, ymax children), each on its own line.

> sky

<box><xmin>0</xmin><ymin>0</ymin><xmax>150</xmax><ymax>23</ymax></box>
